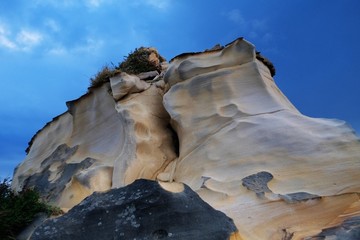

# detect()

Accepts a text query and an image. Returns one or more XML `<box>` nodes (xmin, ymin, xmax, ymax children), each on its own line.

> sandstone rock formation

<box><xmin>13</xmin><ymin>37</ymin><xmax>360</xmax><ymax>239</ymax></box>
<box><xmin>161</xmin><ymin>38</ymin><xmax>360</xmax><ymax>239</ymax></box>
<box><xmin>30</xmin><ymin>179</ymin><xmax>240</xmax><ymax>240</ymax></box>
<box><xmin>13</xmin><ymin>72</ymin><xmax>177</xmax><ymax>211</ymax></box>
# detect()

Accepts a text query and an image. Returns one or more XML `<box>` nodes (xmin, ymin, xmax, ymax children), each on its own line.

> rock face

<box><xmin>30</xmin><ymin>179</ymin><xmax>240</xmax><ymax>240</ymax></box>
<box><xmin>13</xmin><ymin>72</ymin><xmax>177</xmax><ymax>210</ymax></box>
<box><xmin>161</xmin><ymin>38</ymin><xmax>360</xmax><ymax>239</ymax></box>
<box><xmin>13</xmin><ymin>37</ymin><xmax>360</xmax><ymax>239</ymax></box>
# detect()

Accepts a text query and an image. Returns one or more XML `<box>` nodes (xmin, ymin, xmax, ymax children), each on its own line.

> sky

<box><xmin>1</xmin><ymin>0</ymin><xmax>359</xmax><ymax>179</ymax></box>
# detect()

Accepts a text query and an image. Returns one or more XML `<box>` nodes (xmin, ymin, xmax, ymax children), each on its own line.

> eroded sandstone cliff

<box><xmin>13</xmin><ymin>38</ymin><xmax>360</xmax><ymax>239</ymax></box>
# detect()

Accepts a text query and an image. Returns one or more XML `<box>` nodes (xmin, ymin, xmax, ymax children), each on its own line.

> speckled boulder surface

<box><xmin>30</xmin><ymin>179</ymin><xmax>239</xmax><ymax>240</ymax></box>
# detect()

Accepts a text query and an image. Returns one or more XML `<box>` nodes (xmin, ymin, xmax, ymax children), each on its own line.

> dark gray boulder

<box><xmin>30</xmin><ymin>179</ymin><xmax>238</xmax><ymax>240</ymax></box>
<box><xmin>309</xmin><ymin>216</ymin><xmax>360</xmax><ymax>240</ymax></box>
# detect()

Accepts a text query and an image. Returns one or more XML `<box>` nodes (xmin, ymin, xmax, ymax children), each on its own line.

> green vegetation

<box><xmin>118</xmin><ymin>47</ymin><xmax>164</xmax><ymax>74</ymax></box>
<box><xmin>89</xmin><ymin>65</ymin><xmax>120</xmax><ymax>89</ymax></box>
<box><xmin>0</xmin><ymin>178</ymin><xmax>62</xmax><ymax>240</ymax></box>
<box><xmin>89</xmin><ymin>47</ymin><xmax>165</xmax><ymax>89</ymax></box>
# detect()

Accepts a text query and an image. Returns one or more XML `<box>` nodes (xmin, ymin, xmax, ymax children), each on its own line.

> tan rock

<box><xmin>161</xmin><ymin>38</ymin><xmax>360</xmax><ymax>239</ymax></box>
<box><xmin>110</xmin><ymin>72</ymin><xmax>150</xmax><ymax>100</ymax></box>
<box><xmin>137</xmin><ymin>70</ymin><xmax>159</xmax><ymax>80</ymax></box>
<box><xmin>112</xmin><ymin>83</ymin><xmax>177</xmax><ymax>188</ymax></box>
<box><xmin>12</xmin><ymin>37</ymin><xmax>360</xmax><ymax>239</ymax></box>
<box><xmin>148</xmin><ymin>50</ymin><xmax>160</xmax><ymax>66</ymax></box>
<box><xmin>13</xmin><ymin>80</ymin><xmax>177</xmax><ymax>210</ymax></box>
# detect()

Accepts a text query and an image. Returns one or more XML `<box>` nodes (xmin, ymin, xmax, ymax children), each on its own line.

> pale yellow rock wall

<box><xmin>13</xmin><ymin>85</ymin><xmax>126</xmax><ymax>209</ymax></box>
<box><xmin>162</xmin><ymin>38</ymin><xmax>360</xmax><ymax>239</ymax></box>
<box><xmin>13</xmin><ymin>79</ymin><xmax>177</xmax><ymax>210</ymax></box>
<box><xmin>110</xmin><ymin>73</ymin><xmax>177</xmax><ymax>187</ymax></box>
<box><xmin>12</xmin><ymin>112</ymin><xmax>73</xmax><ymax>191</ymax></box>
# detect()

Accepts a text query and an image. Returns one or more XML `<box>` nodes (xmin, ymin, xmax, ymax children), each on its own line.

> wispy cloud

<box><xmin>251</xmin><ymin>19</ymin><xmax>267</xmax><ymax>31</ymax></box>
<box><xmin>0</xmin><ymin>24</ymin><xmax>17</xmax><ymax>50</ymax></box>
<box><xmin>35</xmin><ymin>0</ymin><xmax>109</xmax><ymax>9</ymax></box>
<box><xmin>75</xmin><ymin>37</ymin><xmax>104</xmax><ymax>53</ymax></box>
<box><xmin>227</xmin><ymin>9</ymin><xmax>245</xmax><ymax>26</ymax></box>
<box><xmin>44</xmin><ymin>19</ymin><xmax>61</xmax><ymax>32</ymax></box>
<box><xmin>0</xmin><ymin>36</ymin><xmax>17</xmax><ymax>50</ymax></box>
<box><xmin>34</xmin><ymin>0</ymin><xmax>77</xmax><ymax>8</ymax></box>
<box><xmin>225</xmin><ymin>9</ymin><xmax>273</xmax><ymax>44</ymax></box>
<box><xmin>131</xmin><ymin>0</ymin><xmax>170</xmax><ymax>10</ymax></box>
<box><xmin>16</xmin><ymin>30</ymin><xmax>43</xmax><ymax>51</ymax></box>
<box><xmin>147</xmin><ymin>0</ymin><xmax>170</xmax><ymax>9</ymax></box>
<box><xmin>84</xmin><ymin>0</ymin><xmax>111</xmax><ymax>9</ymax></box>
<box><xmin>47</xmin><ymin>46</ymin><xmax>68</xmax><ymax>56</ymax></box>
<box><xmin>47</xmin><ymin>37</ymin><xmax>104</xmax><ymax>56</ymax></box>
<box><xmin>0</xmin><ymin>21</ymin><xmax>45</xmax><ymax>52</ymax></box>
<box><xmin>0</xmin><ymin>0</ymin><xmax>164</xmax><ymax>56</ymax></box>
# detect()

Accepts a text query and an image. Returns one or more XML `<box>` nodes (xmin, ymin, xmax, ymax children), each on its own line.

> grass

<box><xmin>89</xmin><ymin>65</ymin><xmax>120</xmax><ymax>90</ymax></box>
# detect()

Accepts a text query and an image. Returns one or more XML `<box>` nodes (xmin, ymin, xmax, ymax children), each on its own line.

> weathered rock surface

<box><xmin>137</xmin><ymin>70</ymin><xmax>159</xmax><ymax>80</ymax></box>
<box><xmin>13</xmin><ymin>75</ymin><xmax>177</xmax><ymax>211</ymax></box>
<box><xmin>309</xmin><ymin>216</ymin><xmax>360</xmax><ymax>240</ymax></box>
<box><xmin>30</xmin><ymin>179</ymin><xmax>240</xmax><ymax>240</ymax></box>
<box><xmin>161</xmin><ymin>38</ymin><xmax>360</xmax><ymax>239</ymax></box>
<box><xmin>13</xmin><ymin>38</ymin><xmax>360</xmax><ymax>239</ymax></box>
<box><xmin>110</xmin><ymin>72</ymin><xmax>150</xmax><ymax>100</ymax></box>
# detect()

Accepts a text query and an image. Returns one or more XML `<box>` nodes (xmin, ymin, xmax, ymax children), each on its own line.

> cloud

<box><xmin>74</xmin><ymin>37</ymin><xmax>104</xmax><ymax>53</ymax></box>
<box><xmin>262</xmin><ymin>33</ymin><xmax>273</xmax><ymax>43</ymax></box>
<box><xmin>44</xmin><ymin>19</ymin><xmax>60</xmax><ymax>32</ymax></box>
<box><xmin>85</xmin><ymin>0</ymin><xmax>104</xmax><ymax>8</ymax></box>
<box><xmin>16</xmin><ymin>30</ymin><xmax>43</xmax><ymax>50</ymax></box>
<box><xmin>47</xmin><ymin>46</ymin><xmax>68</xmax><ymax>56</ymax></box>
<box><xmin>148</xmin><ymin>0</ymin><xmax>169</xmax><ymax>9</ymax></box>
<box><xmin>35</xmin><ymin>0</ymin><xmax>109</xmax><ymax>9</ymax></box>
<box><xmin>134</xmin><ymin>0</ymin><xmax>170</xmax><ymax>10</ymax></box>
<box><xmin>0</xmin><ymin>24</ymin><xmax>17</xmax><ymax>50</ymax></box>
<box><xmin>251</xmin><ymin>19</ymin><xmax>267</xmax><ymax>31</ymax></box>
<box><xmin>227</xmin><ymin>9</ymin><xmax>245</xmax><ymax>26</ymax></box>
<box><xmin>47</xmin><ymin>37</ymin><xmax>104</xmax><ymax>57</ymax></box>
<box><xmin>34</xmin><ymin>0</ymin><xmax>77</xmax><ymax>8</ymax></box>
<box><xmin>225</xmin><ymin>9</ymin><xmax>273</xmax><ymax>45</ymax></box>
<box><xmin>0</xmin><ymin>22</ymin><xmax>43</xmax><ymax>52</ymax></box>
<box><xmin>0</xmin><ymin>36</ymin><xmax>16</xmax><ymax>49</ymax></box>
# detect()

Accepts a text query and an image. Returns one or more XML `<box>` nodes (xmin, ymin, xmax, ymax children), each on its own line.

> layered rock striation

<box><xmin>13</xmin><ymin>38</ymin><xmax>360</xmax><ymax>239</ymax></box>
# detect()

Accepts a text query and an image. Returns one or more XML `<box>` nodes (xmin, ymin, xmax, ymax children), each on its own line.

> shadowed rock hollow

<box><xmin>13</xmin><ymin>37</ymin><xmax>360</xmax><ymax>240</ymax></box>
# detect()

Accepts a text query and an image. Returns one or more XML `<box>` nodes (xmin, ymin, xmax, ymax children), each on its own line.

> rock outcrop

<box><xmin>161</xmin><ymin>38</ymin><xmax>360</xmax><ymax>239</ymax></box>
<box><xmin>13</xmin><ymin>71</ymin><xmax>177</xmax><ymax>211</ymax></box>
<box><xmin>13</xmin><ymin>37</ymin><xmax>360</xmax><ymax>239</ymax></box>
<box><xmin>30</xmin><ymin>179</ymin><xmax>240</xmax><ymax>240</ymax></box>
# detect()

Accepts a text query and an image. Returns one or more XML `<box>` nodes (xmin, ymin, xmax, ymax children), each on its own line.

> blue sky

<box><xmin>1</xmin><ymin>0</ymin><xmax>359</xmax><ymax>179</ymax></box>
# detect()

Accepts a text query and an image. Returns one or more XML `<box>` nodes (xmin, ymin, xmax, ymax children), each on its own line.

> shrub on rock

<box><xmin>0</xmin><ymin>179</ymin><xmax>61</xmax><ymax>240</ymax></box>
<box><xmin>89</xmin><ymin>65</ymin><xmax>120</xmax><ymax>89</ymax></box>
<box><xmin>89</xmin><ymin>47</ymin><xmax>165</xmax><ymax>89</ymax></box>
<box><xmin>118</xmin><ymin>47</ymin><xmax>165</xmax><ymax>75</ymax></box>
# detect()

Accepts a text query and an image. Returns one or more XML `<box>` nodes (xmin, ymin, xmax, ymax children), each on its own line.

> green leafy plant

<box><xmin>0</xmin><ymin>178</ymin><xmax>62</xmax><ymax>240</ymax></box>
